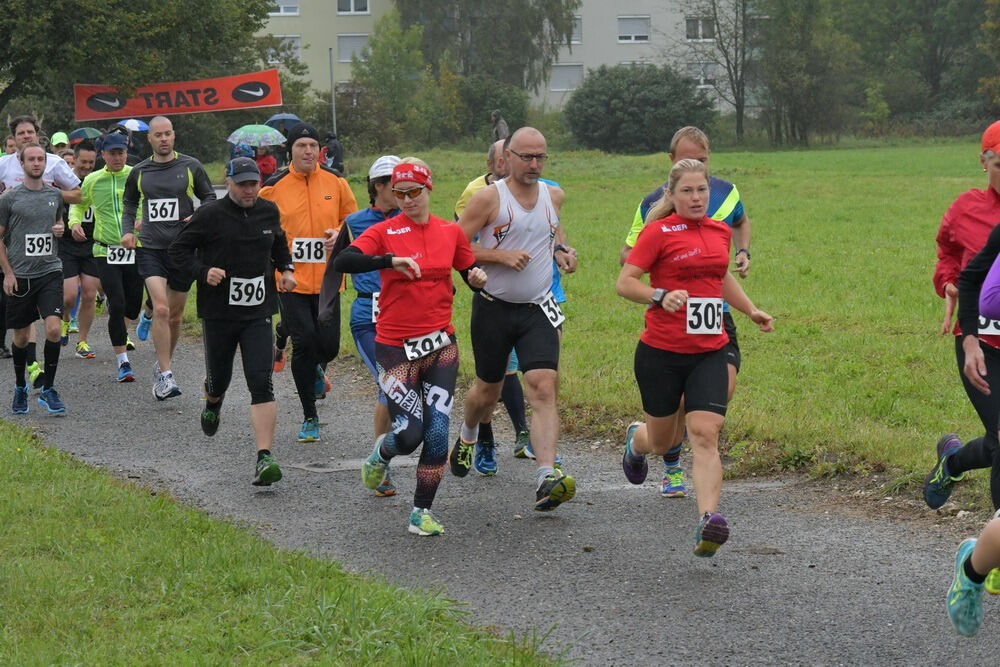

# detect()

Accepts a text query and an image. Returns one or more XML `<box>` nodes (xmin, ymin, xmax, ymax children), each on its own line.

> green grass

<box><xmin>0</xmin><ymin>421</ymin><xmax>556</xmax><ymax>664</ymax></box>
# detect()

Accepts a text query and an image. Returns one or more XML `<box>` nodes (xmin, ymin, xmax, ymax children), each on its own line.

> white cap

<box><xmin>368</xmin><ymin>155</ymin><xmax>401</xmax><ymax>180</ymax></box>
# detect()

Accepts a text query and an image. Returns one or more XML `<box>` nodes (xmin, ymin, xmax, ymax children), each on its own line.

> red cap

<box><xmin>391</xmin><ymin>163</ymin><xmax>432</xmax><ymax>191</ymax></box>
<box><xmin>982</xmin><ymin>121</ymin><xmax>1000</xmax><ymax>154</ymax></box>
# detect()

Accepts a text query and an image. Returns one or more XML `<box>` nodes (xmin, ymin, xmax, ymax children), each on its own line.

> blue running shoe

<box><xmin>622</xmin><ymin>421</ymin><xmax>648</xmax><ymax>484</ymax></box>
<box><xmin>474</xmin><ymin>438</ymin><xmax>498</xmax><ymax>476</ymax></box>
<box><xmin>137</xmin><ymin>311</ymin><xmax>152</xmax><ymax>341</ymax></box>
<box><xmin>298</xmin><ymin>417</ymin><xmax>320</xmax><ymax>442</ymax></box>
<box><xmin>68</xmin><ymin>315</ymin><xmax>79</xmax><ymax>334</ymax></box>
<box><xmin>314</xmin><ymin>364</ymin><xmax>327</xmax><ymax>399</ymax></box>
<box><xmin>694</xmin><ymin>512</ymin><xmax>729</xmax><ymax>557</ymax></box>
<box><xmin>512</xmin><ymin>433</ymin><xmax>561</xmax><ymax>467</ymax></box>
<box><xmin>924</xmin><ymin>434</ymin><xmax>965</xmax><ymax>509</ymax></box>
<box><xmin>38</xmin><ymin>387</ymin><xmax>66</xmax><ymax>414</ymax></box>
<box><xmin>948</xmin><ymin>538</ymin><xmax>984</xmax><ymax>637</ymax></box>
<box><xmin>117</xmin><ymin>361</ymin><xmax>135</xmax><ymax>383</ymax></box>
<box><xmin>660</xmin><ymin>466</ymin><xmax>687</xmax><ymax>498</ymax></box>
<box><xmin>11</xmin><ymin>385</ymin><xmax>28</xmax><ymax>414</ymax></box>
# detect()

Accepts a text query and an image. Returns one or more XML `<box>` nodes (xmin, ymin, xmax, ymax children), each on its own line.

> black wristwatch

<box><xmin>553</xmin><ymin>244</ymin><xmax>568</xmax><ymax>255</ymax></box>
<box><xmin>650</xmin><ymin>288</ymin><xmax>667</xmax><ymax>307</ymax></box>
<box><xmin>736</xmin><ymin>248</ymin><xmax>751</xmax><ymax>259</ymax></box>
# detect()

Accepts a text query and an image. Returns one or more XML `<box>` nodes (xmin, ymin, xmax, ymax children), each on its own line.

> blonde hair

<box><xmin>668</xmin><ymin>126</ymin><xmax>710</xmax><ymax>155</ymax></box>
<box><xmin>644</xmin><ymin>159</ymin><xmax>709</xmax><ymax>222</ymax></box>
<box><xmin>398</xmin><ymin>156</ymin><xmax>428</xmax><ymax>168</ymax></box>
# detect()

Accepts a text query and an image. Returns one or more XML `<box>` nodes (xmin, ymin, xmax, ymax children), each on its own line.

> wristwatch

<box><xmin>650</xmin><ymin>288</ymin><xmax>667</xmax><ymax>307</ymax></box>
<box><xmin>736</xmin><ymin>248</ymin><xmax>751</xmax><ymax>259</ymax></box>
<box><xmin>553</xmin><ymin>244</ymin><xmax>568</xmax><ymax>255</ymax></box>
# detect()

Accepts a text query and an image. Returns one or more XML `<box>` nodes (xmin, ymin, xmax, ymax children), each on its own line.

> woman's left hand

<box><xmin>749</xmin><ymin>308</ymin><xmax>774</xmax><ymax>332</ymax></box>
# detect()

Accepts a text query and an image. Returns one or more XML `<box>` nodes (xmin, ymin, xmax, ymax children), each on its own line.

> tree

<box><xmin>395</xmin><ymin>0</ymin><xmax>581</xmax><ymax>92</ymax></box>
<box><xmin>564</xmin><ymin>65</ymin><xmax>716</xmax><ymax>154</ymax></box>
<box><xmin>351</xmin><ymin>8</ymin><xmax>425</xmax><ymax>121</ymax></box>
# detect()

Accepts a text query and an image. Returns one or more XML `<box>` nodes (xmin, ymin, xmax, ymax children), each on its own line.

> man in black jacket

<box><xmin>169</xmin><ymin>157</ymin><xmax>296</xmax><ymax>486</ymax></box>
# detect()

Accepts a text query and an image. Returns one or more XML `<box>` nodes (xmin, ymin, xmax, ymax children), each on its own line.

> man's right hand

<box><xmin>499</xmin><ymin>250</ymin><xmax>531</xmax><ymax>271</ymax></box>
<box><xmin>3</xmin><ymin>273</ymin><xmax>16</xmax><ymax>296</ymax></box>
<box><xmin>71</xmin><ymin>224</ymin><xmax>86</xmax><ymax>242</ymax></box>
<box><xmin>120</xmin><ymin>233</ymin><xmax>136</xmax><ymax>249</ymax></box>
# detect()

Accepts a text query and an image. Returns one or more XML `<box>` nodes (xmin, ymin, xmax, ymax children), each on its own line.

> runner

<box><xmin>333</xmin><ymin>160</ymin><xmax>486</xmax><ymax>535</ymax></box>
<box><xmin>455</xmin><ymin>127</ymin><xmax>579</xmax><ymax>512</ymax></box>
<box><xmin>169</xmin><ymin>157</ymin><xmax>296</xmax><ymax>486</ymax></box>
<box><xmin>259</xmin><ymin>122</ymin><xmax>358</xmax><ymax>442</ymax></box>
<box><xmin>620</xmin><ymin>126</ymin><xmax>753</xmax><ymax>499</ymax></box>
<box><xmin>59</xmin><ymin>140</ymin><xmax>100</xmax><ymax>359</ymax></box>
<box><xmin>120</xmin><ymin>115</ymin><xmax>216</xmax><ymax>400</ymax></box>
<box><xmin>0</xmin><ymin>144</ymin><xmax>68</xmax><ymax>414</ymax></box>
<box><xmin>616</xmin><ymin>158</ymin><xmax>773</xmax><ymax>557</ymax></box>
<box><xmin>343</xmin><ymin>154</ymin><xmax>400</xmax><ymax>495</ymax></box>
<box><xmin>69</xmin><ymin>133</ymin><xmax>141</xmax><ymax>382</ymax></box>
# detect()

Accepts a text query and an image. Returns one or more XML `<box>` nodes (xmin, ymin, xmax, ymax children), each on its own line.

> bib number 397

<box><xmin>106</xmin><ymin>245</ymin><xmax>134</xmax><ymax>265</ymax></box>
<box><xmin>686</xmin><ymin>297</ymin><xmax>723</xmax><ymax>335</ymax></box>
<box><xmin>292</xmin><ymin>238</ymin><xmax>326</xmax><ymax>263</ymax></box>
<box><xmin>404</xmin><ymin>329</ymin><xmax>449</xmax><ymax>360</ymax></box>
<box><xmin>24</xmin><ymin>233</ymin><xmax>53</xmax><ymax>256</ymax></box>
<box><xmin>539</xmin><ymin>291</ymin><xmax>565</xmax><ymax>328</ymax></box>
<box><xmin>229</xmin><ymin>275</ymin><xmax>266</xmax><ymax>307</ymax></box>
<box><xmin>979</xmin><ymin>316</ymin><xmax>1000</xmax><ymax>335</ymax></box>
<box><xmin>147</xmin><ymin>198</ymin><xmax>179</xmax><ymax>222</ymax></box>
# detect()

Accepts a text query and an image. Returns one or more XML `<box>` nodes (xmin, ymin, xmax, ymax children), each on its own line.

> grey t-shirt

<box><xmin>0</xmin><ymin>184</ymin><xmax>64</xmax><ymax>278</ymax></box>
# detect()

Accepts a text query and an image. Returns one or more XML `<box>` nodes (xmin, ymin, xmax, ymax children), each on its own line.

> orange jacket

<box><xmin>259</xmin><ymin>162</ymin><xmax>358</xmax><ymax>295</ymax></box>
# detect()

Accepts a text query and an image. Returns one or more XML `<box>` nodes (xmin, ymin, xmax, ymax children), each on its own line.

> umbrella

<box><xmin>68</xmin><ymin>127</ymin><xmax>102</xmax><ymax>142</ymax></box>
<box><xmin>226</xmin><ymin>124</ymin><xmax>287</xmax><ymax>147</ymax></box>
<box><xmin>265</xmin><ymin>112</ymin><xmax>301</xmax><ymax>129</ymax></box>
<box><xmin>118</xmin><ymin>118</ymin><xmax>149</xmax><ymax>132</ymax></box>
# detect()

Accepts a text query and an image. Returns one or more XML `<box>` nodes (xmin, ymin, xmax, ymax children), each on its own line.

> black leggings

<box><xmin>95</xmin><ymin>257</ymin><xmax>143</xmax><ymax>347</ymax></box>
<box><xmin>277</xmin><ymin>292</ymin><xmax>325</xmax><ymax>418</ymax></box>
<box><xmin>202</xmin><ymin>317</ymin><xmax>275</xmax><ymax>404</ymax></box>
<box><xmin>949</xmin><ymin>336</ymin><xmax>1000</xmax><ymax>508</ymax></box>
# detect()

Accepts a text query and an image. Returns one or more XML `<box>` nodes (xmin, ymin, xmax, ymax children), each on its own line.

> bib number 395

<box><xmin>686</xmin><ymin>297</ymin><xmax>723</xmax><ymax>335</ymax></box>
<box><xmin>979</xmin><ymin>316</ymin><xmax>1000</xmax><ymax>335</ymax></box>
<box><xmin>292</xmin><ymin>238</ymin><xmax>326</xmax><ymax>263</ymax></box>
<box><xmin>539</xmin><ymin>291</ymin><xmax>565</xmax><ymax>328</ymax></box>
<box><xmin>106</xmin><ymin>245</ymin><xmax>135</xmax><ymax>265</ymax></box>
<box><xmin>229</xmin><ymin>275</ymin><xmax>266</xmax><ymax>307</ymax></box>
<box><xmin>24</xmin><ymin>233</ymin><xmax>53</xmax><ymax>256</ymax></box>
<box><xmin>404</xmin><ymin>329</ymin><xmax>450</xmax><ymax>360</ymax></box>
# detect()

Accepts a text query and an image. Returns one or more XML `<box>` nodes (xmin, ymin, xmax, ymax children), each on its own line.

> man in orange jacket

<box><xmin>259</xmin><ymin>122</ymin><xmax>358</xmax><ymax>442</ymax></box>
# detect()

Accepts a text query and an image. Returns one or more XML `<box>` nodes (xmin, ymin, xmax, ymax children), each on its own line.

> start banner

<box><xmin>74</xmin><ymin>69</ymin><xmax>283</xmax><ymax>122</ymax></box>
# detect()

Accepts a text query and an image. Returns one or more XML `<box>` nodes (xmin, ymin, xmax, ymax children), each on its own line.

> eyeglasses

<box><xmin>509</xmin><ymin>150</ymin><xmax>548</xmax><ymax>163</ymax></box>
<box><xmin>392</xmin><ymin>186</ymin><xmax>426</xmax><ymax>200</ymax></box>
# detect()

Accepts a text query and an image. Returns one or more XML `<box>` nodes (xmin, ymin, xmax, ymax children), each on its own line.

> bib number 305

<box><xmin>404</xmin><ymin>329</ymin><xmax>450</xmax><ymax>360</ymax></box>
<box><xmin>539</xmin><ymin>291</ymin><xmax>565</xmax><ymax>328</ymax></box>
<box><xmin>229</xmin><ymin>275</ymin><xmax>266</xmax><ymax>307</ymax></box>
<box><xmin>292</xmin><ymin>238</ymin><xmax>326</xmax><ymax>263</ymax></box>
<box><xmin>24</xmin><ymin>233</ymin><xmax>53</xmax><ymax>256</ymax></box>
<box><xmin>686</xmin><ymin>297</ymin><xmax>723</xmax><ymax>335</ymax></box>
<box><xmin>979</xmin><ymin>316</ymin><xmax>1000</xmax><ymax>335</ymax></box>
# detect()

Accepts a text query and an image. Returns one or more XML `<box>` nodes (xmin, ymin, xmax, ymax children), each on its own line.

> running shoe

<box><xmin>152</xmin><ymin>373</ymin><xmax>182</xmax><ymax>400</ymax></box>
<box><xmin>660</xmin><ymin>465</ymin><xmax>687</xmax><ymax>498</ymax></box>
<box><xmin>201</xmin><ymin>402</ymin><xmax>222</xmax><ymax>437</ymax></box>
<box><xmin>449</xmin><ymin>437</ymin><xmax>474</xmax><ymax>477</ymax></box>
<box><xmin>408</xmin><ymin>508</ymin><xmax>444</xmax><ymax>536</ymax></box>
<box><xmin>375</xmin><ymin>466</ymin><xmax>396</xmax><ymax>497</ymax></box>
<box><xmin>126</xmin><ymin>337</ymin><xmax>136</xmax><ymax>351</ymax></box>
<box><xmin>948</xmin><ymin>538</ymin><xmax>984</xmax><ymax>636</ymax></box>
<box><xmin>513</xmin><ymin>431</ymin><xmax>534</xmax><ymax>459</ymax></box>
<box><xmin>362</xmin><ymin>434</ymin><xmax>388</xmax><ymax>489</ymax></box>
<box><xmin>60</xmin><ymin>319</ymin><xmax>69</xmax><ymax>346</ymax></box>
<box><xmin>314</xmin><ymin>364</ymin><xmax>327</xmax><ymax>399</ymax></box>
<box><xmin>75</xmin><ymin>341</ymin><xmax>95</xmax><ymax>359</ymax></box>
<box><xmin>535</xmin><ymin>469</ymin><xmax>576</xmax><ymax>511</ymax></box>
<box><xmin>38</xmin><ymin>387</ymin><xmax>66</xmax><ymax>414</ymax></box>
<box><xmin>253</xmin><ymin>454</ymin><xmax>282</xmax><ymax>486</ymax></box>
<box><xmin>137</xmin><ymin>311</ymin><xmax>152</xmax><ymax>341</ymax></box>
<box><xmin>694</xmin><ymin>512</ymin><xmax>730</xmax><ymax>557</ymax></box>
<box><xmin>68</xmin><ymin>315</ymin><xmax>79</xmax><ymax>334</ymax></box>
<box><xmin>923</xmin><ymin>433</ymin><xmax>965</xmax><ymax>509</ymax></box>
<box><xmin>117</xmin><ymin>361</ymin><xmax>135</xmax><ymax>383</ymax></box>
<box><xmin>95</xmin><ymin>293</ymin><xmax>106</xmax><ymax>315</ymax></box>
<box><xmin>11</xmin><ymin>385</ymin><xmax>28</xmax><ymax>414</ymax></box>
<box><xmin>273</xmin><ymin>346</ymin><xmax>286</xmax><ymax>373</ymax></box>
<box><xmin>0</xmin><ymin>346</ymin><xmax>11</xmax><ymax>359</ymax></box>
<box><xmin>474</xmin><ymin>438</ymin><xmax>498</xmax><ymax>476</ymax></box>
<box><xmin>986</xmin><ymin>568</ymin><xmax>1000</xmax><ymax>595</ymax></box>
<box><xmin>622</xmin><ymin>421</ymin><xmax>648</xmax><ymax>484</ymax></box>
<box><xmin>27</xmin><ymin>361</ymin><xmax>44</xmax><ymax>389</ymax></box>
<box><xmin>297</xmin><ymin>417</ymin><xmax>320</xmax><ymax>442</ymax></box>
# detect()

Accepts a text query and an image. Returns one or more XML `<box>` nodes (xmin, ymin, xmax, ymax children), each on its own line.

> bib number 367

<box><xmin>147</xmin><ymin>198</ymin><xmax>179</xmax><ymax>222</ymax></box>
<box><xmin>292</xmin><ymin>238</ymin><xmax>326</xmax><ymax>263</ymax></box>
<box><xmin>686</xmin><ymin>297</ymin><xmax>723</xmax><ymax>335</ymax></box>
<box><xmin>24</xmin><ymin>233</ymin><xmax>53</xmax><ymax>256</ymax></box>
<box><xmin>404</xmin><ymin>329</ymin><xmax>449</xmax><ymax>360</ymax></box>
<box><xmin>539</xmin><ymin>291</ymin><xmax>565</xmax><ymax>328</ymax></box>
<box><xmin>229</xmin><ymin>275</ymin><xmax>266</xmax><ymax>307</ymax></box>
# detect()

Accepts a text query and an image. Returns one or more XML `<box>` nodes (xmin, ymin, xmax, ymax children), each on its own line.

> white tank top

<box><xmin>479</xmin><ymin>179</ymin><xmax>558</xmax><ymax>303</ymax></box>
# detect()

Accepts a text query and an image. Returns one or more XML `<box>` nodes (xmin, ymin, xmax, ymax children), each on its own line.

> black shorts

<box><xmin>59</xmin><ymin>246</ymin><xmax>99</xmax><ymax>279</ymax></box>
<box><xmin>6</xmin><ymin>270</ymin><xmax>64</xmax><ymax>329</ymax></box>
<box><xmin>136</xmin><ymin>246</ymin><xmax>192</xmax><ymax>292</ymax></box>
<box><xmin>470</xmin><ymin>291</ymin><xmax>559</xmax><ymax>383</ymax></box>
<box><xmin>203</xmin><ymin>317</ymin><xmax>275</xmax><ymax>405</ymax></box>
<box><xmin>634</xmin><ymin>340</ymin><xmax>728</xmax><ymax>418</ymax></box>
<box><xmin>723</xmin><ymin>311</ymin><xmax>741</xmax><ymax>372</ymax></box>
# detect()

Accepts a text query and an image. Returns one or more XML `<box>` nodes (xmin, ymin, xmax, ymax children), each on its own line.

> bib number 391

<box><xmin>147</xmin><ymin>198</ymin><xmax>179</xmax><ymax>222</ymax></box>
<box><xmin>292</xmin><ymin>238</ymin><xmax>326</xmax><ymax>263</ymax></box>
<box><xmin>24</xmin><ymin>233</ymin><xmax>53</xmax><ymax>256</ymax></box>
<box><xmin>229</xmin><ymin>275</ymin><xmax>266</xmax><ymax>307</ymax></box>
<box><xmin>106</xmin><ymin>245</ymin><xmax>135</xmax><ymax>265</ymax></box>
<box><xmin>371</xmin><ymin>291</ymin><xmax>380</xmax><ymax>323</ymax></box>
<box><xmin>539</xmin><ymin>291</ymin><xmax>565</xmax><ymax>328</ymax></box>
<box><xmin>686</xmin><ymin>297</ymin><xmax>723</xmax><ymax>335</ymax></box>
<box><xmin>404</xmin><ymin>329</ymin><xmax>449</xmax><ymax>360</ymax></box>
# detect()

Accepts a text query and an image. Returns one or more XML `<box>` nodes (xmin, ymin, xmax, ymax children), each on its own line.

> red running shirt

<box><xmin>350</xmin><ymin>213</ymin><xmax>476</xmax><ymax>346</ymax></box>
<box><xmin>934</xmin><ymin>186</ymin><xmax>1000</xmax><ymax>347</ymax></box>
<box><xmin>626</xmin><ymin>212</ymin><xmax>732</xmax><ymax>354</ymax></box>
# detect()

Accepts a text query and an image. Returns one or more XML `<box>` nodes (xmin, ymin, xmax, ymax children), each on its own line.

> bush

<box><xmin>457</xmin><ymin>75</ymin><xmax>529</xmax><ymax>138</ymax></box>
<box><xmin>565</xmin><ymin>64</ymin><xmax>716</xmax><ymax>153</ymax></box>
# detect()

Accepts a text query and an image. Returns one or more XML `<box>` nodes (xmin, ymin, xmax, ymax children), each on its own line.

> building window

<box><xmin>550</xmin><ymin>64</ymin><xmax>584</xmax><ymax>91</ymax></box>
<box><xmin>268</xmin><ymin>2</ymin><xmax>299</xmax><ymax>15</ymax></box>
<box><xmin>338</xmin><ymin>34</ymin><xmax>369</xmax><ymax>62</ymax></box>
<box><xmin>571</xmin><ymin>16</ymin><xmax>582</xmax><ymax>44</ymax></box>
<box><xmin>618</xmin><ymin>16</ymin><xmax>650</xmax><ymax>42</ymax></box>
<box><xmin>269</xmin><ymin>35</ymin><xmax>301</xmax><ymax>64</ymax></box>
<box><xmin>338</xmin><ymin>0</ymin><xmax>369</xmax><ymax>14</ymax></box>
<box><xmin>686</xmin><ymin>17</ymin><xmax>715</xmax><ymax>41</ymax></box>
<box><xmin>620</xmin><ymin>60</ymin><xmax>653</xmax><ymax>67</ymax></box>
<box><xmin>687</xmin><ymin>61</ymin><xmax>717</xmax><ymax>88</ymax></box>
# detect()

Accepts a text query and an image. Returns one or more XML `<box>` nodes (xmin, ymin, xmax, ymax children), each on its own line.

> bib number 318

<box><xmin>686</xmin><ymin>297</ymin><xmax>723</xmax><ymax>335</ymax></box>
<box><xmin>404</xmin><ymin>329</ymin><xmax>449</xmax><ymax>360</ymax></box>
<box><xmin>229</xmin><ymin>275</ymin><xmax>266</xmax><ymax>307</ymax></box>
<box><xmin>292</xmin><ymin>238</ymin><xmax>326</xmax><ymax>263</ymax></box>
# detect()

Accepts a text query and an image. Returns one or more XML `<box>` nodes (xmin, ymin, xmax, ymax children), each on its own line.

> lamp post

<box><xmin>328</xmin><ymin>47</ymin><xmax>337</xmax><ymax>135</ymax></box>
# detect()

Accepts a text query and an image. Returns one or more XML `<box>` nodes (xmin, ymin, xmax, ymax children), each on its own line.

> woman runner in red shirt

<box><xmin>616</xmin><ymin>158</ymin><xmax>774</xmax><ymax>557</ymax></box>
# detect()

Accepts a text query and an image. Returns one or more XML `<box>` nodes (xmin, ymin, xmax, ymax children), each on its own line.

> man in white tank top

<box><xmin>453</xmin><ymin>127</ymin><xmax>580</xmax><ymax>512</ymax></box>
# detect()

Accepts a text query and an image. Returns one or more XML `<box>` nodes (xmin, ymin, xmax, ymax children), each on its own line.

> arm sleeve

<box><xmin>121</xmin><ymin>168</ymin><xmax>140</xmax><ymax>235</ymax></box>
<box><xmin>193</xmin><ymin>164</ymin><xmax>216</xmax><ymax>203</ymax></box>
<box><xmin>624</xmin><ymin>201</ymin><xmax>646</xmax><ymax>247</ymax></box>
<box><xmin>168</xmin><ymin>209</ymin><xmax>210</xmax><ymax>283</ymax></box>
<box><xmin>332</xmin><ymin>245</ymin><xmax>393</xmax><ymax>273</ymax></box>
<box><xmin>958</xmin><ymin>222</ymin><xmax>1000</xmax><ymax>335</ymax></box>
<box><xmin>452</xmin><ymin>226</ymin><xmax>477</xmax><ymax>271</ymax></box>
<box><xmin>69</xmin><ymin>176</ymin><xmax>91</xmax><ymax>226</ymax></box>
<box><xmin>934</xmin><ymin>201</ymin><xmax>965</xmax><ymax>297</ymax></box>
<box><xmin>270</xmin><ymin>219</ymin><xmax>293</xmax><ymax>271</ymax></box>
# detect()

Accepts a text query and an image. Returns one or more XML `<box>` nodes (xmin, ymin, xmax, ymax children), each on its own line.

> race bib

<box><xmin>24</xmin><ymin>233</ymin><xmax>53</xmax><ymax>256</ymax></box>
<box><xmin>979</xmin><ymin>316</ymin><xmax>1000</xmax><ymax>336</ymax></box>
<box><xmin>404</xmin><ymin>328</ymin><xmax>450</xmax><ymax>360</ymax></box>
<box><xmin>147</xmin><ymin>198</ymin><xmax>179</xmax><ymax>222</ymax></box>
<box><xmin>292</xmin><ymin>237</ymin><xmax>326</xmax><ymax>263</ymax></box>
<box><xmin>539</xmin><ymin>291</ymin><xmax>565</xmax><ymax>328</ymax></box>
<box><xmin>686</xmin><ymin>297</ymin><xmax>723</xmax><ymax>335</ymax></box>
<box><xmin>106</xmin><ymin>244</ymin><xmax>135</xmax><ymax>265</ymax></box>
<box><xmin>82</xmin><ymin>207</ymin><xmax>95</xmax><ymax>225</ymax></box>
<box><xmin>228</xmin><ymin>275</ymin><xmax>266</xmax><ymax>307</ymax></box>
<box><xmin>371</xmin><ymin>291</ymin><xmax>380</xmax><ymax>323</ymax></box>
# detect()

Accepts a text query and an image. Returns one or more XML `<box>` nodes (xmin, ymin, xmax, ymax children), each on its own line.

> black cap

<box><xmin>101</xmin><ymin>133</ymin><xmax>128</xmax><ymax>151</ymax></box>
<box><xmin>287</xmin><ymin>122</ymin><xmax>320</xmax><ymax>147</ymax></box>
<box><xmin>226</xmin><ymin>157</ymin><xmax>260</xmax><ymax>183</ymax></box>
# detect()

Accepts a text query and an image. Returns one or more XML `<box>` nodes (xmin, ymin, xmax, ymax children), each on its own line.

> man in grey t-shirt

<box><xmin>0</xmin><ymin>145</ymin><xmax>68</xmax><ymax>414</ymax></box>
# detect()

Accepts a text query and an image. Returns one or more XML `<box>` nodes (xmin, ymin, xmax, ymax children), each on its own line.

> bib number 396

<box><xmin>686</xmin><ymin>297</ymin><xmax>723</xmax><ymax>335</ymax></box>
<box><xmin>147</xmin><ymin>198</ymin><xmax>179</xmax><ymax>222</ymax></box>
<box><xmin>979</xmin><ymin>316</ymin><xmax>1000</xmax><ymax>335</ymax></box>
<box><xmin>292</xmin><ymin>238</ymin><xmax>326</xmax><ymax>263</ymax></box>
<box><xmin>404</xmin><ymin>329</ymin><xmax>449</xmax><ymax>360</ymax></box>
<box><xmin>24</xmin><ymin>233</ymin><xmax>53</xmax><ymax>256</ymax></box>
<box><xmin>229</xmin><ymin>275</ymin><xmax>266</xmax><ymax>307</ymax></box>
<box><xmin>106</xmin><ymin>245</ymin><xmax>134</xmax><ymax>265</ymax></box>
<box><xmin>539</xmin><ymin>291</ymin><xmax>565</xmax><ymax>328</ymax></box>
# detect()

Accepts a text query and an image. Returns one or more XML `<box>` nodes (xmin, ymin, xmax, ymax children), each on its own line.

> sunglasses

<box><xmin>392</xmin><ymin>186</ymin><xmax>426</xmax><ymax>200</ymax></box>
<box><xmin>509</xmin><ymin>150</ymin><xmax>548</xmax><ymax>163</ymax></box>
